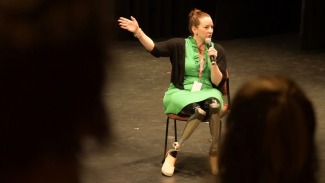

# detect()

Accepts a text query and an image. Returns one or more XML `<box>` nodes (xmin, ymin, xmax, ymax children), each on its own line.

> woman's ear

<box><xmin>192</xmin><ymin>26</ymin><xmax>197</xmax><ymax>35</ymax></box>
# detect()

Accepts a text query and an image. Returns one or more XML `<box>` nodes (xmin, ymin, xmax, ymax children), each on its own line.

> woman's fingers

<box><xmin>118</xmin><ymin>17</ymin><xmax>132</xmax><ymax>26</ymax></box>
<box><xmin>208</xmin><ymin>48</ymin><xmax>217</xmax><ymax>54</ymax></box>
<box><xmin>207</xmin><ymin>48</ymin><xmax>218</xmax><ymax>59</ymax></box>
<box><xmin>119</xmin><ymin>21</ymin><xmax>128</xmax><ymax>25</ymax></box>
<box><xmin>130</xmin><ymin>16</ymin><xmax>137</xmax><ymax>24</ymax></box>
<box><xmin>119</xmin><ymin>17</ymin><xmax>130</xmax><ymax>21</ymax></box>
<box><xmin>208</xmin><ymin>47</ymin><xmax>216</xmax><ymax>52</ymax></box>
<box><xmin>119</xmin><ymin>23</ymin><xmax>128</xmax><ymax>29</ymax></box>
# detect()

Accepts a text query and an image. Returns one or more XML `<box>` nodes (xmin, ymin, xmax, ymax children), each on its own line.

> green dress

<box><xmin>163</xmin><ymin>36</ymin><xmax>224</xmax><ymax>114</ymax></box>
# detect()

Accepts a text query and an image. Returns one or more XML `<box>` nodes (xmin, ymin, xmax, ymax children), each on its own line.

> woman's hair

<box><xmin>188</xmin><ymin>8</ymin><xmax>211</xmax><ymax>36</ymax></box>
<box><xmin>218</xmin><ymin>75</ymin><xmax>318</xmax><ymax>183</ymax></box>
<box><xmin>0</xmin><ymin>0</ymin><xmax>112</xmax><ymax>180</ymax></box>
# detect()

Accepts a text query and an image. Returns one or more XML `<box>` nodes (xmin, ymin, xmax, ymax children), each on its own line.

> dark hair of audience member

<box><xmin>0</xmin><ymin>0</ymin><xmax>113</xmax><ymax>182</ymax></box>
<box><xmin>218</xmin><ymin>75</ymin><xmax>318</xmax><ymax>183</ymax></box>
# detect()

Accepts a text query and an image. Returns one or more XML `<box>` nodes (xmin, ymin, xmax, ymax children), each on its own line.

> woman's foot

<box><xmin>209</xmin><ymin>151</ymin><xmax>219</xmax><ymax>175</ymax></box>
<box><xmin>161</xmin><ymin>149</ymin><xmax>178</xmax><ymax>176</ymax></box>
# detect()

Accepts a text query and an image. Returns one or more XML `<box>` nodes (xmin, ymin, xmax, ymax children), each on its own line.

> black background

<box><xmin>113</xmin><ymin>0</ymin><xmax>324</xmax><ymax>51</ymax></box>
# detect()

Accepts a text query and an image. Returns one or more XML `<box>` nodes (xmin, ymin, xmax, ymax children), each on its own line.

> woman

<box><xmin>218</xmin><ymin>75</ymin><xmax>318</xmax><ymax>183</ymax></box>
<box><xmin>118</xmin><ymin>9</ymin><xmax>227</xmax><ymax>176</ymax></box>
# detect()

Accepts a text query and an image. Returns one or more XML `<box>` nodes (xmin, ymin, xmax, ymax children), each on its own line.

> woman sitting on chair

<box><xmin>118</xmin><ymin>9</ymin><xmax>227</xmax><ymax>176</ymax></box>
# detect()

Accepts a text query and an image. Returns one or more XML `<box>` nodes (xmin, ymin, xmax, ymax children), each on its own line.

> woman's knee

<box><xmin>204</xmin><ymin>97</ymin><xmax>220</xmax><ymax>109</ymax></box>
<box><xmin>181</xmin><ymin>102</ymin><xmax>201</xmax><ymax>115</ymax></box>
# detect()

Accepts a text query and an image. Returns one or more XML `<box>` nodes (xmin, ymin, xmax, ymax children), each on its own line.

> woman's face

<box><xmin>193</xmin><ymin>16</ymin><xmax>214</xmax><ymax>40</ymax></box>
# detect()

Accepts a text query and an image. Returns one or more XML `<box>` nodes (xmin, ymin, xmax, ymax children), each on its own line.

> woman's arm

<box><xmin>210</xmin><ymin>61</ymin><xmax>223</xmax><ymax>86</ymax></box>
<box><xmin>207</xmin><ymin>44</ymin><xmax>227</xmax><ymax>87</ymax></box>
<box><xmin>118</xmin><ymin>16</ymin><xmax>177</xmax><ymax>58</ymax></box>
<box><xmin>207</xmin><ymin>47</ymin><xmax>222</xmax><ymax>86</ymax></box>
<box><xmin>118</xmin><ymin>16</ymin><xmax>154</xmax><ymax>52</ymax></box>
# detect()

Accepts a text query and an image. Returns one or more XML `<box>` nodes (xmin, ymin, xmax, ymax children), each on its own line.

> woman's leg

<box><xmin>204</xmin><ymin>97</ymin><xmax>221</xmax><ymax>175</ymax></box>
<box><xmin>174</xmin><ymin>102</ymin><xmax>206</xmax><ymax>150</ymax></box>
<box><xmin>162</xmin><ymin>102</ymin><xmax>206</xmax><ymax>176</ymax></box>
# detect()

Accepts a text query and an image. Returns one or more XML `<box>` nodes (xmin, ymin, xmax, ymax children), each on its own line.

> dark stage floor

<box><xmin>80</xmin><ymin>33</ymin><xmax>325</xmax><ymax>183</ymax></box>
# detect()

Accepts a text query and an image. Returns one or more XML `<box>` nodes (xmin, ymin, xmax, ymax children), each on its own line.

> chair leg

<box><xmin>218</xmin><ymin>120</ymin><xmax>222</xmax><ymax>145</ymax></box>
<box><xmin>174</xmin><ymin>119</ymin><xmax>177</xmax><ymax>142</ymax></box>
<box><xmin>162</xmin><ymin>117</ymin><xmax>170</xmax><ymax>164</ymax></box>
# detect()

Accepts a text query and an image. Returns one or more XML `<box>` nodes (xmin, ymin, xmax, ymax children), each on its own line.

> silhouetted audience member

<box><xmin>0</xmin><ymin>1</ymin><xmax>112</xmax><ymax>183</ymax></box>
<box><xmin>218</xmin><ymin>75</ymin><xmax>318</xmax><ymax>183</ymax></box>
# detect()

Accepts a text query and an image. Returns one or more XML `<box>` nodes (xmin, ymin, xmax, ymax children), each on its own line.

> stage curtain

<box><xmin>115</xmin><ymin>0</ymin><xmax>219</xmax><ymax>40</ymax></box>
<box><xmin>114</xmin><ymin>0</ymin><xmax>325</xmax><ymax>52</ymax></box>
<box><xmin>300</xmin><ymin>0</ymin><xmax>325</xmax><ymax>51</ymax></box>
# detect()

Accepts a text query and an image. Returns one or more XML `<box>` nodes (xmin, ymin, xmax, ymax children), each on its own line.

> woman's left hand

<box><xmin>207</xmin><ymin>47</ymin><xmax>218</xmax><ymax>62</ymax></box>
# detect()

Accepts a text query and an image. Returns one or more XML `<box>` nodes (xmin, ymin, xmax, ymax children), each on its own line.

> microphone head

<box><xmin>205</xmin><ymin>38</ymin><xmax>211</xmax><ymax>44</ymax></box>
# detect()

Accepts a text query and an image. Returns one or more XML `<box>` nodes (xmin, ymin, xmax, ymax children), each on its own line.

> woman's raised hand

<box><xmin>118</xmin><ymin>16</ymin><xmax>154</xmax><ymax>51</ymax></box>
<box><xmin>118</xmin><ymin>16</ymin><xmax>139</xmax><ymax>34</ymax></box>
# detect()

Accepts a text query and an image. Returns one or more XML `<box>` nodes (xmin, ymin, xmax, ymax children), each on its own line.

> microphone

<box><xmin>205</xmin><ymin>38</ymin><xmax>216</xmax><ymax>65</ymax></box>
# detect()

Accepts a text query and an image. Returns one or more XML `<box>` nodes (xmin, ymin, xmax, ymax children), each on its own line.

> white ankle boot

<box><xmin>161</xmin><ymin>149</ymin><xmax>178</xmax><ymax>176</ymax></box>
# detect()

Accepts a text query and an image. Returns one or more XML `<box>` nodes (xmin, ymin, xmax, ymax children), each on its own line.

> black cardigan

<box><xmin>150</xmin><ymin>38</ymin><xmax>227</xmax><ymax>90</ymax></box>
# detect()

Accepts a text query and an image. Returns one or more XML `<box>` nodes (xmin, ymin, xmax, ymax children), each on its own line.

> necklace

<box><xmin>198</xmin><ymin>45</ymin><xmax>205</xmax><ymax>54</ymax></box>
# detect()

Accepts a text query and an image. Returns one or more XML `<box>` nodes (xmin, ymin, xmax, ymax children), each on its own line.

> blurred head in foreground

<box><xmin>219</xmin><ymin>75</ymin><xmax>318</xmax><ymax>183</ymax></box>
<box><xmin>0</xmin><ymin>0</ymin><xmax>112</xmax><ymax>182</ymax></box>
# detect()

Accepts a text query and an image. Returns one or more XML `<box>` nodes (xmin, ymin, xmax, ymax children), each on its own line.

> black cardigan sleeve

<box><xmin>149</xmin><ymin>38</ymin><xmax>186</xmax><ymax>89</ymax></box>
<box><xmin>149</xmin><ymin>38</ymin><xmax>183</xmax><ymax>58</ymax></box>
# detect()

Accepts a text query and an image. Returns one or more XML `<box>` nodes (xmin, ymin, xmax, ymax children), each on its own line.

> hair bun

<box><xmin>189</xmin><ymin>8</ymin><xmax>201</xmax><ymax>18</ymax></box>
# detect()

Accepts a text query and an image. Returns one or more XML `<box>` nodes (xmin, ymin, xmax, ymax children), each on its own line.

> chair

<box><xmin>162</xmin><ymin>71</ymin><xmax>231</xmax><ymax>162</ymax></box>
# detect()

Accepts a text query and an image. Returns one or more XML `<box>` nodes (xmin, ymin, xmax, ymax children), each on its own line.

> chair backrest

<box><xmin>218</xmin><ymin>70</ymin><xmax>229</xmax><ymax>95</ymax></box>
<box><xmin>219</xmin><ymin>70</ymin><xmax>231</xmax><ymax>109</ymax></box>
